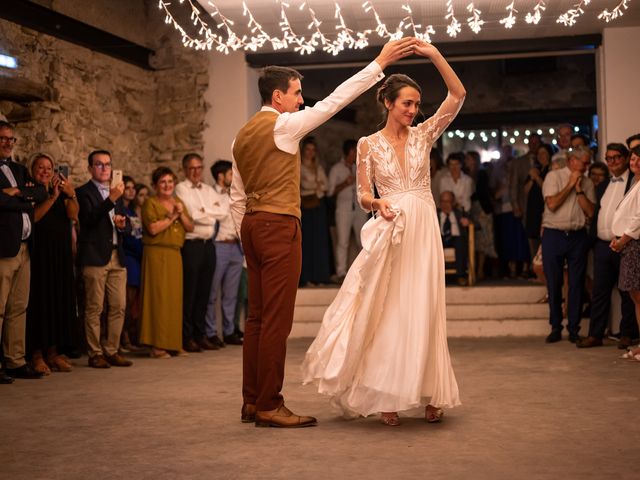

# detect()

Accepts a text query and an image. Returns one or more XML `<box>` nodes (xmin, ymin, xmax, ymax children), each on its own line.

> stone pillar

<box><xmin>203</xmin><ymin>51</ymin><xmax>260</xmax><ymax>183</ymax></box>
<box><xmin>597</xmin><ymin>26</ymin><xmax>640</xmax><ymax>147</ymax></box>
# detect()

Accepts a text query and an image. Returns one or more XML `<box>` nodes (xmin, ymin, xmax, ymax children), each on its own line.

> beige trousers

<box><xmin>82</xmin><ymin>250</ymin><xmax>126</xmax><ymax>357</ymax></box>
<box><xmin>0</xmin><ymin>243</ymin><xmax>30</xmax><ymax>369</ymax></box>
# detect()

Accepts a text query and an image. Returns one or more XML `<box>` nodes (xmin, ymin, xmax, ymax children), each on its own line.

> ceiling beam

<box><xmin>0</xmin><ymin>0</ymin><xmax>155</xmax><ymax>70</ymax></box>
<box><xmin>245</xmin><ymin>34</ymin><xmax>601</xmax><ymax>68</ymax></box>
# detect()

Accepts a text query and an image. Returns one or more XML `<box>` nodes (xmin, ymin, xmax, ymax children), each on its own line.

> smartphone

<box><xmin>111</xmin><ymin>169</ymin><xmax>123</xmax><ymax>187</ymax></box>
<box><xmin>56</xmin><ymin>164</ymin><xmax>70</xmax><ymax>178</ymax></box>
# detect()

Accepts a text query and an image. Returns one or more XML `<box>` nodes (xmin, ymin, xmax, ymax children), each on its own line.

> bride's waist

<box><xmin>381</xmin><ymin>187</ymin><xmax>434</xmax><ymax>202</ymax></box>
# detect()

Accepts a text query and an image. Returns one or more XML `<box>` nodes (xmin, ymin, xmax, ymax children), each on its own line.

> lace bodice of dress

<box><xmin>356</xmin><ymin>93</ymin><xmax>464</xmax><ymax>210</ymax></box>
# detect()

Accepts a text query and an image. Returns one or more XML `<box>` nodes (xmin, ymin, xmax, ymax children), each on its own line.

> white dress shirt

<box><xmin>230</xmin><ymin>60</ymin><xmax>385</xmax><ymax>235</ymax></box>
<box><xmin>1</xmin><ymin>162</ymin><xmax>31</xmax><ymax>240</ymax></box>
<box><xmin>212</xmin><ymin>183</ymin><xmax>237</xmax><ymax>242</ymax></box>
<box><xmin>328</xmin><ymin>160</ymin><xmax>358</xmax><ymax>212</ymax></box>
<box><xmin>175</xmin><ymin>180</ymin><xmax>226</xmax><ymax>240</ymax></box>
<box><xmin>597</xmin><ymin>169</ymin><xmax>629</xmax><ymax>241</ymax></box>
<box><xmin>438</xmin><ymin>171</ymin><xmax>473</xmax><ymax>212</ymax></box>
<box><xmin>612</xmin><ymin>178</ymin><xmax>640</xmax><ymax>239</ymax></box>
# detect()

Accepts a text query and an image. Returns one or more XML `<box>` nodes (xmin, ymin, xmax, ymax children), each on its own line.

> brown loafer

<box><xmin>576</xmin><ymin>336</ymin><xmax>603</xmax><ymax>348</ymax></box>
<box><xmin>88</xmin><ymin>355</ymin><xmax>111</xmax><ymax>369</ymax></box>
<box><xmin>255</xmin><ymin>404</ymin><xmax>317</xmax><ymax>428</ymax></box>
<box><xmin>241</xmin><ymin>403</ymin><xmax>256</xmax><ymax>423</ymax></box>
<box><xmin>104</xmin><ymin>353</ymin><xmax>133</xmax><ymax>367</ymax></box>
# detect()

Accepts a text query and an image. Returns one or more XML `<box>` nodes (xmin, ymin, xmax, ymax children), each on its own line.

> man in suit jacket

<box><xmin>76</xmin><ymin>149</ymin><xmax>133</xmax><ymax>369</ymax></box>
<box><xmin>578</xmin><ymin>143</ymin><xmax>639</xmax><ymax>348</ymax></box>
<box><xmin>0</xmin><ymin>121</ymin><xmax>48</xmax><ymax>383</ymax></box>
<box><xmin>438</xmin><ymin>190</ymin><xmax>471</xmax><ymax>286</ymax></box>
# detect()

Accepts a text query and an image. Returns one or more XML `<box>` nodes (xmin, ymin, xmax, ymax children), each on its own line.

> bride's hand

<box><xmin>373</xmin><ymin>199</ymin><xmax>396</xmax><ymax>221</ymax></box>
<box><xmin>414</xmin><ymin>40</ymin><xmax>440</xmax><ymax>60</ymax></box>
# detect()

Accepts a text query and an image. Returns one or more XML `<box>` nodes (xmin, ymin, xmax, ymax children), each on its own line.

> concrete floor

<box><xmin>2</xmin><ymin>337</ymin><xmax>639</xmax><ymax>480</ymax></box>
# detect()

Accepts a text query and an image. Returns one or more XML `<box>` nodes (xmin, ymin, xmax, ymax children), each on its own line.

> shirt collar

<box><xmin>91</xmin><ymin>179</ymin><xmax>110</xmax><ymax>192</ymax></box>
<box><xmin>260</xmin><ymin>106</ymin><xmax>280</xmax><ymax>115</ymax></box>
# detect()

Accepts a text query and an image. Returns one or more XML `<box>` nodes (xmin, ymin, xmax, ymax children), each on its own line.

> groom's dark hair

<box><xmin>259</xmin><ymin>66</ymin><xmax>303</xmax><ymax>105</ymax></box>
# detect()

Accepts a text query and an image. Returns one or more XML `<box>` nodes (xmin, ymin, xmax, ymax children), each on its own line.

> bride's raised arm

<box><xmin>415</xmin><ymin>41</ymin><xmax>466</xmax><ymax>143</ymax></box>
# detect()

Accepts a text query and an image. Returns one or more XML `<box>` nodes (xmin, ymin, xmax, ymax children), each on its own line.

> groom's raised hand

<box><xmin>375</xmin><ymin>37</ymin><xmax>418</xmax><ymax>70</ymax></box>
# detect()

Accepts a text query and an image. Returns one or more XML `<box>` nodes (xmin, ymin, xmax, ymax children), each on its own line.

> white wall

<box><xmin>202</xmin><ymin>51</ymin><xmax>260</xmax><ymax>183</ymax></box>
<box><xmin>598</xmin><ymin>26</ymin><xmax>640</xmax><ymax>148</ymax></box>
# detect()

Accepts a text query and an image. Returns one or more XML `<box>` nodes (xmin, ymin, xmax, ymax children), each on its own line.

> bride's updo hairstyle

<box><xmin>376</xmin><ymin>74</ymin><xmax>422</xmax><ymax>121</ymax></box>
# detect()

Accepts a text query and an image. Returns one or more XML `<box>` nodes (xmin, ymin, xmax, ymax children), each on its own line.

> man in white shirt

<box><xmin>327</xmin><ymin>139</ymin><xmax>368</xmax><ymax>282</ymax></box>
<box><xmin>578</xmin><ymin>143</ymin><xmax>638</xmax><ymax>348</ymax></box>
<box><xmin>541</xmin><ymin>146</ymin><xmax>596</xmax><ymax>343</ymax></box>
<box><xmin>204</xmin><ymin>160</ymin><xmax>244</xmax><ymax>347</ymax></box>
<box><xmin>438</xmin><ymin>153</ymin><xmax>473</xmax><ymax>212</ymax></box>
<box><xmin>230</xmin><ymin>38</ymin><xmax>415</xmax><ymax>428</ymax></box>
<box><xmin>175</xmin><ymin>153</ymin><xmax>226</xmax><ymax>353</ymax></box>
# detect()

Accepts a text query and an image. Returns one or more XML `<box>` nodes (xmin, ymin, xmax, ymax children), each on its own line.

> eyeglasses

<box><xmin>605</xmin><ymin>154</ymin><xmax>624</xmax><ymax>162</ymax></box>
<box><xmin>0</xmin><ymin>136</ymin><xmax>17</xmax><ymax>145</ymax></box>
<box><xmin>92</xmin><ymin>162</ymin><xmax>112</xmax><ymax>170</ymax></box>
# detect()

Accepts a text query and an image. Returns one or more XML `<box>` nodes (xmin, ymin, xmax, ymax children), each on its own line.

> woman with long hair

<box><xmin>303</xmin><ymin>40</ymin><xmax>465</xmax><ymax>425</ymax></box>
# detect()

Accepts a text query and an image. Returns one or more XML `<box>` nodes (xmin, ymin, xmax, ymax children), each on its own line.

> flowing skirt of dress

<box><xmin>302</xmin><ymin>191</ymin><xmax>460</xmax><ymax>417</ymax></box>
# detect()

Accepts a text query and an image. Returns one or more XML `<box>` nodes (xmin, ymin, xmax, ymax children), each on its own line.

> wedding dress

<box><xmin>302</xmin><ymin>94</ymin><xmax>463</xmax><ymax>417</ymax></box>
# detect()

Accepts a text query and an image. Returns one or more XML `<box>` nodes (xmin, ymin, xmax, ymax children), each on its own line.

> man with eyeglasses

<box><xmin>76</xmin><ymin>150</ymin><xmax>133</xmax><ymax>369</ymax></box>
<box><xmin>541</xmin><ymin>146</ymin><xmax>596</xmax><ymax>343</ymax></box>
<box><xmin>175</xmin><ymin>153</ymin><xmax>225</xmax><ymax>353</ymax></box>
<box><xmin>0</xmin><ymin>120</ymin><xmax>48</xmax><ymax>383</ymax></box>
<box><xmin>578</xmin><ymin>143</ymin><xmax>638</xmax><ymax>349</ymax></box>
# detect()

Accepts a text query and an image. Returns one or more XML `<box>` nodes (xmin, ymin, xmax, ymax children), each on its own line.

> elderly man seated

<box><xmin>438</xmin><ymin>190</ymin><xmax>471</xmax><ymax>286</ymax></box>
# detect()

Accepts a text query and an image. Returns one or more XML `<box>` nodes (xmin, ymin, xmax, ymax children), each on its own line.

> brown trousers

<box><xmin>0</xmin><ymin>243</ymin><xmax>30</xmax><ymax>369</ymax></box>
<box><xmin>241</xmin><ymin>212</ymin><xmax>302</xmax><ymax>411</ymax></box>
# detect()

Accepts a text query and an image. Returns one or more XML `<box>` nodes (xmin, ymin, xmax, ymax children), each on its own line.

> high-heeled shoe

<box><xmin>425</xmin><ymin>406</ymin><xmax>444</xmax><ymax>423</ymax></box>
<box><xmin>380</xmin><ymin>412</ymin><xmax>400</xmax><ymax>426</ymax></box>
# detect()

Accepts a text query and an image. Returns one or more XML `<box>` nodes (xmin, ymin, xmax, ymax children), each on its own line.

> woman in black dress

<box><xmin>27</xmin><ymin>153</ymin><xmax>79</xmax><ymax>374</ymax></box>
<box><xmin>524</xmin><ymin>143</ymin><xmax>553</xmax><ymax>259</ymax></box>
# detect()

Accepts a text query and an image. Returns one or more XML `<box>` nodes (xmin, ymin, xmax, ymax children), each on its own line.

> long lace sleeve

<box><xmin>417</xmin><ymin>92</ymin><xmax>465</xmax><ymax>143</ymax></box>
<box><xmin>356</xmin><ymin>137</ymin><xmax>375</xmax><ymax>212</ymax></box>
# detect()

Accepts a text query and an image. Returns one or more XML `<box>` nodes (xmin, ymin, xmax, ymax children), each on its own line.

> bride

<box><xmin>302</xmin><ymin>40</ymin><xmax>466</xmax><ymax>426</ymax></box>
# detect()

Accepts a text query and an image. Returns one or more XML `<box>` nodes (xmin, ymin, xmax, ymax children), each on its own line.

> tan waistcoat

<box><xmin>233</xmin><ymin>111</ymin><xmax>301</xmax><ymax>219</ymax></box>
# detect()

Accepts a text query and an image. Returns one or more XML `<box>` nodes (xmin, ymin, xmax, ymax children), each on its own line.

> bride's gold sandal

<box><xmin>425</xmin><ymin>405</ymin><xmax>444</xmax><ymax>423</ymax></box>
<box><xmin>381</xmin><ymin>412</ymin><xmax>400</xmax><ymax>426</ymax></box>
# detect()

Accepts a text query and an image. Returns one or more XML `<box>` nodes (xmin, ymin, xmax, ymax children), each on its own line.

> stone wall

<box><xmin>0</xmin><ymin>0</ymin><xmax>209</xmax><ymax>186</ymax></box>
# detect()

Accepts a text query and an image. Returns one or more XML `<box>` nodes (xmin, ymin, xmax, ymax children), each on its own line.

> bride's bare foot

<box><xmin>425</xmin><ymin>405</ymin><xmax>444</xmax><ymax>423</ymax></box>
<box><xmin>381</xmin><ymin>412</ymin><xmax>400</xmax><ymax>426</ymax></box>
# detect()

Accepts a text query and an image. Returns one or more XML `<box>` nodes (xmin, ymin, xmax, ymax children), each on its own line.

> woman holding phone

<box><xmin>26</xmin><ymin>153</ymin><xmax>79</xmax><ymax>374</ymax></box>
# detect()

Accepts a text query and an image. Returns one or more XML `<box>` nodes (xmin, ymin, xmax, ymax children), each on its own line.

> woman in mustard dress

<box><xmin>139</xmin><ymin>167</ymin><xmax>194</xmax><ymax>358</ymax></box>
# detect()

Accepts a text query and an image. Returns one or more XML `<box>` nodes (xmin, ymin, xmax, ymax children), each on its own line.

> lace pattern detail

<box><xmin>356</xmin><ymin>108</ymin><xmax>459</xmax><ymax>211</ymax></box>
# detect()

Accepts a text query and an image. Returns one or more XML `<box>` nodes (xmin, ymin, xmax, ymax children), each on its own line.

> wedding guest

<box><xmin>439</xmin><ymin>191</ymin><xmax>471</xmax><ymax>286</ymax></box>
<box><xmin>510</xmin><ymin>133</ymin><xmax>542</xmax><ymax>223</ymax></box>
<box><xmin>77</xmin><ymin>149</ymin><xmax>133</xmax><ymax>368</ymax></box>
<box><xmin>610</xmin><ymin>145</ymin><xmax>640</xmax><ymax>360</ymax></box>
<box><xmin>524</xmin><ymin>144</ymin><xmax>553</xmax><ymax>264</ymax></box>
<box><xmin>121</xmin><ymin>177</ymin><xmax>145</xmax><ymax>350</ymax></box>
<box><xmin>27</xmin><ymin>154</ymin><xmax>78</xmax><ymax>374</ymax></box>
<box><xmin>139</xmin><ymin>167</ymin><xmax>194</xmax><ymax>358</ymax></box>
<box><xmin>588</xmin><ymin>162</ymin><xmax>609</xmax><ymax>188</ymax></box>
<box><xmin>439</xmin><ymin>152</ymin><xmax>472</xmax><ymax>212</ymax></box>
<box><xmin>430</xmin><ymin>147</ymin><xmax>446</xmax><ymax>207</ymax></box>
<box><xmin>551</xmin><ymin>124</ymin><xmax>573</xmax><ymax>169</ymax></box>
<box><xmin>205</xmin><ymin>160</ymin><xmax>244</xmax><ymax>347</ymax></box>
<box><xmin>299</xmin><ymin>136</ymin><xmax>331</xmax><ymax>287</ymax></box>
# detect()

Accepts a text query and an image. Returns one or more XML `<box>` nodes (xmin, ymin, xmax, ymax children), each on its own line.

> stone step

<box><xmin>291</xmin><ymin>317</ymin><xmax>589</xmax><ymax>339</ymax></box>
<box><xmin>295</xmin><ymin>284</ymin><xmax>548</xmax><ymax>306</ymax></box>
<box><xmin>293</xmin><ymin>302</ymin><xmax>549</xmax><ymax>323</ymax></box>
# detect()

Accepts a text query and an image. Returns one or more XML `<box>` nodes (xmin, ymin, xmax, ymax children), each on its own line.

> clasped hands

<box><xmin>376</xmin><ymin>37</ymin><xmax>440</xmax><ymax>68</ymax></box>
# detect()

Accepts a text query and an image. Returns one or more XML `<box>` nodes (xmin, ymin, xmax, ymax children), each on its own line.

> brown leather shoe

<box><xmin>241</xmin><ymin>403</ymin><xmax>256</xmax><ymax>423</ymax></box>
<box><xmin>183</xmin><ymin>339</ymin><xmax>203</xmax><ymax>353</ymax></box>
<box><xmin>104</xmin><ymin>353</ymin><xmax>133</xmax><ymax>367</ymax></box>
<box><xmin>88</xmin><ymin>355</ymin><xmax>111</xmax><ymax>369</ymax></box>
<box><xmin>255</xmin><ymin>404</ymin><xmax>317</xmax><ymax>428</ymax></box>
<box><xmin>618</xmin><ymin>337</ymin><xmax>639</xmax><ymax>350</ymax></box>
<box><xmin>198</xmin><ymin>337</ymin><xmax>220</xmax><ymax>351</ymax></box>
<box><xmin>576</xmin><ymin>336</ymin><xmax>603</xmax><ymax>348</ymax></box>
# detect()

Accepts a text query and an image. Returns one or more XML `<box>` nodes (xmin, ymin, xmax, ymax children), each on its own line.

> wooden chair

<box><xmin>444</xmin><ymin>222</ymin><xmax>476</xmax><ymax>286</ymax></box>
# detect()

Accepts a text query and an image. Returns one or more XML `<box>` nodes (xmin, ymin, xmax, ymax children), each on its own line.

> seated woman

<box><xmin>139</xmin><ymin>167</ymin><xmax>194</xmax><ymax>358</ymax></box>
<box><xmin>27</xmin><ymin>153</ymin><xmax>79</xmax><ymax>374</ymax></box>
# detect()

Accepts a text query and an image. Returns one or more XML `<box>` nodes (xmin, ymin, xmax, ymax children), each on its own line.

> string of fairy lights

<box><xmin>446</xmin><ymin>125</ymin><xmax>583</xmax><ymax>146</ymax></box>
<box><xmin>157</xmin><ymin>0</ymin><xmax>633</xmax><ymax>54</ymax></box>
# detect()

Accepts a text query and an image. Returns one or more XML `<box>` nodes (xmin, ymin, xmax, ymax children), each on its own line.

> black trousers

<box><xmin>589</xmin><ymin>239</ymin><xmax>639</xmax><ymax>339</ymax></box>
<box><xmin>542</xmin><ymin>228</ymin><xmax>588</xmax><ymax>334</ymax></box>
<box><xmin>443</xmin><ymin>235</ymin><xmax>468</xmax><ymax>278</ymax></box>
<box><xmin>182</xmin><ymin>239</ymin><xmax>216</xmax><ymax>343</ymax></box>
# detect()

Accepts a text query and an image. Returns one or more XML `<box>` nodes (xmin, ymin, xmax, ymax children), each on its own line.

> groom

<box><xmin>230</xmin><ymin>38</ymin><xmax>417</xmax><ymax>428</ymax></box>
